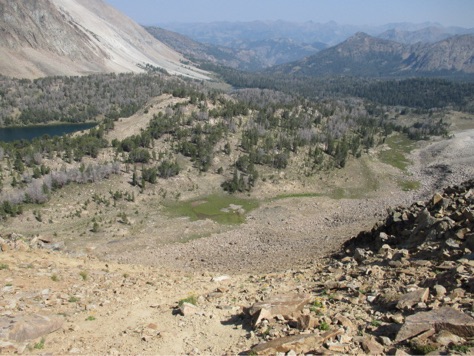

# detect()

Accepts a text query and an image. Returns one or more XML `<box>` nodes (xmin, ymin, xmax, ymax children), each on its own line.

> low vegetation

<box><xmin>33</xmin><ymin>338</ymin><xmax>45</xmax><ymax>350</ymax></box>
<box><xmin>178</xmin><ymin>295</ymin><xmax>198</xmax><ymax>307</ymax></box>
<box><xmin>379</xmin><ymin>133</ymin><xmax>416</xmax><ymax>171</ymax></box>
<box><xmin>164</xmin><ymin>194</ymin><xmax>259</xmax><ymax>225</ymax></box>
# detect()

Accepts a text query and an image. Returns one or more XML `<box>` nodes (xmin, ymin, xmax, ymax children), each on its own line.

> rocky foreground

<box><xmin>1</xmin><ymin>179</ymin><xmax>474</xmax><ymax>354</ymax></box>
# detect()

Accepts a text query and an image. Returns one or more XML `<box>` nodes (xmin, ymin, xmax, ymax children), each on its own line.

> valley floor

<box><xmin>95</xmin><ymin>126</ymin><xmax>474</xmax><ymax>274</ymax></box>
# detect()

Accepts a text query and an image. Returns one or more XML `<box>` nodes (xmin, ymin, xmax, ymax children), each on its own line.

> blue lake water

<box><xmin>0</xmin><ymin>123</ymin><xmax>97</xmax><ymax>143</ymax></box>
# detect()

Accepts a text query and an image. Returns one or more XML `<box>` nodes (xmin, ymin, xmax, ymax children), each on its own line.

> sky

<box><xmin>105</xmin><ymin>0</ymin><xmax>474</xmax><ymax>28</ymax></box>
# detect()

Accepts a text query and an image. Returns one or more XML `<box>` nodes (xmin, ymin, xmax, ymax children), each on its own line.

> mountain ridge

<box><xmin>0</xmin><ymin>0</ymin><xmax>209</xmax><ymax>79</ymax></box>
<box><xmin>270</xmin><ymin>32</ymin><xmax>474</xmax><ymax>77</ymax></box>
<box><xmin>146</xmin><ymin>26</ymin><xmax>327</xmax><ymax>71</ymax></box>
<box><xmin>160</xmin><ymin>20</ymin><xmax>474</xmax><ymax>47</ymax></box>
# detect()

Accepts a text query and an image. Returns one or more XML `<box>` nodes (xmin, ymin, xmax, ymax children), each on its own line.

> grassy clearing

<box><xmin>329</xmin><ymin>158</ymin><xmax>380</xmax><ymax>199</ymax></box>
<box><xmin>379</xmin><ymin>134</ymin><xmax>416</xmax><ymax>171</ymax></box>
<box><xmin>164</xmin><ymin>194</ymin><xmax>259</xmax><ymax>225</ymax></box>
<box><xmin>379</xmin><ymin>134</ymin><xmax>422</xmax><ymax>191</ymax></box>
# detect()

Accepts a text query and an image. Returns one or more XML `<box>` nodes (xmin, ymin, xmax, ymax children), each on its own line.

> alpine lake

<box><xmin>0</xmin><ymin>123</ymin><xmax>97</xmax><ymax>143</ymax></box>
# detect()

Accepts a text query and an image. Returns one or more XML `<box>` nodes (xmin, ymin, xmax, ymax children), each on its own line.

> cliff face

<box><xmin>0</xmin><ymin>0</ymin><xmax>209</xmax><ymax>79</ymax></box>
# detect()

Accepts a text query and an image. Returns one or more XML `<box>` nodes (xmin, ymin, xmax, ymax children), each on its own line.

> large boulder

<box><xmin>0</xmin><ymin>314</ymin><xmax>64</xmax><ymax>342</ymax></box>
<box><xmin>396</xmin><ymin>307</ymin><xmax>474</xmax><ymax>342</ymax></box>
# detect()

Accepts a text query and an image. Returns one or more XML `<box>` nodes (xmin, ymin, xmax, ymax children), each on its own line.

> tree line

<box><xmin>201</xmin><ymin>63</ymin><xmax>474</xmax><ymax>113</ymax></box>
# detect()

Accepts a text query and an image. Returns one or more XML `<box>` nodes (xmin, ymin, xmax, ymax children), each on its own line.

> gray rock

<box><xmin>354</xmin><ymin>248</ymin><xmax>367</xmax><ymax>263</ymax></box>
<box><xmin>179</xmin><ymin>302</ymin><xmax>199</xmax><ymax>316</ymax></box>
<box><xmin>250</xmin><ymin>329</ymin><xmax>341</xmax><ymax>355</ymax></box>
<box><xmin>435</xmin><ymin>330</ymin><xmax>465</xmax><ymax>346</ymax></box>
<box><xmin>432</xmin><ymin>193</ymin><xmax>444</xmax><ymax>205</ymax></box>
<box><xmin>396</xmin><ymin>307</ymin><xmax>474</xmax><ymax>342</ymax></box>
<box><xmin>247</xmin><ymin>293</ymin><xmax>311</xmax><ymax>327</ymax></box>
<box><xmin>416</xmin><ymin>209</ymin><xmax>437</xmax><ymax>230</ymax></box>
<box><xmin>433</xmin><ymin>285</ymin><xmax>447</xmax><ymax>299</ymax></box>
<box><xmin>211</xmin><ymin>275</ymin><xmax>230</xmax><ymax>282</ymax></box>
<box><xmin>326</xmin><ymin>341</ymin><xmax>349</xmax><ymax>353</ymax></box>
<box><xmin>335</xmin><ymin>314</ymin><xmax>354</xmax><ymax>330</ymax></box>
<box><xmin>379</xmin><ymin>336</ymin><xmax>392</xmax><ymax>346</ymax></box>
<box><xmin>361</xmin><ymin>336</ymin><xmax>385</xmax><ymax>355</ymax></box>
<box><xmin>1</xmin><ymin>314</ymin><xmax>64</xmax><ymax>342</ymax></box>
<box><xmin>396</xmin><ymin>288</ymin><xmax>429</xmax><ymax>310</ymax></box>
<box><xmin>297</xmin><ymin>314</ymin><xmax>318</xmax><ymax>330</ymax></box>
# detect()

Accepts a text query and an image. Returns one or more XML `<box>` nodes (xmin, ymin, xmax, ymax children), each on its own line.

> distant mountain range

<box><xmin>1</xmin><ymin>1</ymin><xmax>473</xmax><ymax>80</ymax></box>
<box><xmin>160</xmin><ymin>20</ymin><xmax>474</xmax><ymax>47</ymax></box>
<box><xmin>146</xmin><ymin>26</ymin><xmax>327</xmax><ymax>71</ymax></box>
<box><xmin>378</xmin><ymin>26</ymin><xmax>456</xmax><ymax>44</ymax></box>
<box><xmin>270</xmin><ymin>32</ymin><xmax>474</xmax><ymax>77</ymax></box>
<box><xmin>0</xmin><ymin>0</ymin><xmax>208</xmax><ymax>79</ymax></box>
<box><xmin>154</xmin><ymin>21</ymin><xmax>474</xmax><ymax>77</ymax></box>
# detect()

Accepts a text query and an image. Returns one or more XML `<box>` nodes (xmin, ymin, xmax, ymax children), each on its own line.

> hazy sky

<box><xmin>105</xmin><ymin>0</ymin><xmax>474</xmax><ymax>28</ymax></box>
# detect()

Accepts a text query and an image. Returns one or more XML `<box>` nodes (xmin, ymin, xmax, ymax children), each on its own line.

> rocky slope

<box><xmin>1</xmin><ymin>122</ymin><xmax>474</xmax><ymax>354</ymax></box>
<box><xmin>1</xmin><ymin>177</ymin><xmax>473</xmax><ymax>354</ymax></box>
<box><xmin>1</xmin><ymin>99</ymin><xmax>473</xmax><ymax>353</ymax></box>
<box><xmin>0</xmin><ymin>0</ymin><xmax>208</xmax><ymax>79</ymax></box>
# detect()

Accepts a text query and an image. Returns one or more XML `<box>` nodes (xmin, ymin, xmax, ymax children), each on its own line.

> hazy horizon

<box><xmin>105</xmin><ymin>0</ymin><xmax>474</xmax><ymax>28</ymax></box>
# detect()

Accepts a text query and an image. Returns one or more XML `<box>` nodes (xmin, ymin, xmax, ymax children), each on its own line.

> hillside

<box><xmin>0</xmin><ymin>0</ymin><xmax>208</xmax><ymax>79</ymax></box>
<box><xmin>271</xmin><ymin>32</ymin><xmax>474</xmax><ymax>77</ymax></box>
<box><xmin>1</xmin><ymin>158</ymin><xmax>473</xmax><ymax>354</ymax></box>
<box><xmin>145</xmin><ymin>26</ymin><xmax>243</xmax><ymax>68</ymax></box>
<box><xmin>1</xmin><ymin>70</ymin><xmax>474</xmax><ymax>353</ymax></box>
<box><xmin>404</xmin><ymin>35</ymin><xmax>474</xmax><ymax>73</ymax></box>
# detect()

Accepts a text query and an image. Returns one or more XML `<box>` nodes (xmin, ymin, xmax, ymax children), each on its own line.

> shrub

<box><xmin>178</xmin><ymin>295</ymin><xmax>197</xmax><ymax>307</ymax></box>
<box><xmin>319</xmin><ymin>321</ymin><xmax>330</xmax><ymax>331</ymax></box>
<box><xmin>33</xmin><ymin>338</ymin><xmax>45</xmax><ymax>350</ymax></box>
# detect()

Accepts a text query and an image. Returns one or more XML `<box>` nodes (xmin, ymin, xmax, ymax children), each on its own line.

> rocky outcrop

<box><xmin>344</xmin><ymin>178</ymin><xmax>474</xmax><ymax>270</ymax></box>
<box><xmin>396</xmin><ymin>307</ymin><xmax>474</xmax><ymax>342</ymax></box>
<box><xmin>242</xmin><ymin>179</ymin><xmax>474</xmax><ymax>354</ymax></box>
